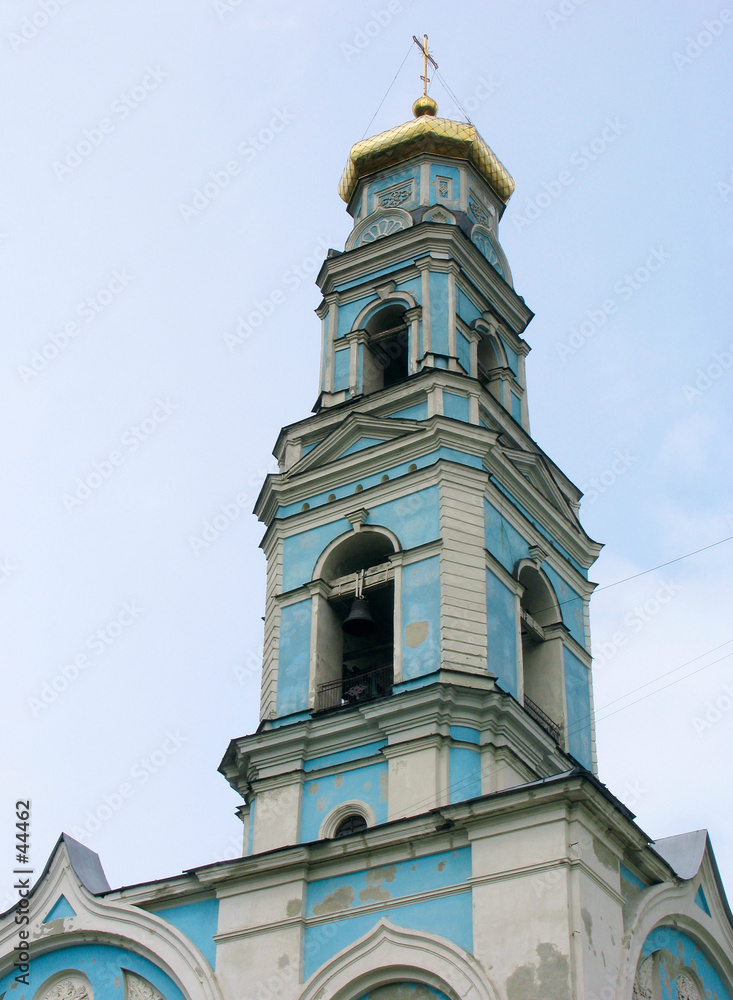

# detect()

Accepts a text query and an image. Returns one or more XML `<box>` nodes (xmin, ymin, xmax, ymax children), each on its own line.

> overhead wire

<box><xmin>360</xmin><ymin>42</ymin><xmax>414</xmax><ymax>140</ymax></box>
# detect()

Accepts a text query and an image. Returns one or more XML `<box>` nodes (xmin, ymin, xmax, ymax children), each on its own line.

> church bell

<box><xmin>342</xmin><ymin>569</ymin><xmax>377</xmax><ymax>637</ymax></box>
<box><xmin>342</xmin><ymin>596</ymin><xmax>377</xmax><ymax>637</ymax></box>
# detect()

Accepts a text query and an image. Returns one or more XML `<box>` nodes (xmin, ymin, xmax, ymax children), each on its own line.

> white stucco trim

<box><xmin>313</xmin><ymin>526</ymin><xmax>402</xmax><ymax>582</ymax></box>
<box><xmin>349</xmin><ymin>292</ymin><xmax>419</xmax><ymax>336</ymax></box>
<box><xmin>619</xmin><ymin>876</ymin><xmax>733</xmax><ymax>1000</ymax></box>
<box><xmin>298</xmin><ymin>918</ymin><xmax>499</xmax><ymax>1000</ymax></box>
<box><xmin>0</xmin><ymin>840</ymin><xmax>224</xmax><ymax>1000</ymax></box>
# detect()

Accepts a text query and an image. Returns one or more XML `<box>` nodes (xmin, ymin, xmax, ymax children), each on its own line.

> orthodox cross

<box><xmin>412</xmin><ymin>34</ymin><xmax>438</xmax><ymax>96</ymax></box>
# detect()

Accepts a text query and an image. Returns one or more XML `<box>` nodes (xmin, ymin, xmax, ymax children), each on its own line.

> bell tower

<box><xmin>220</xmin><ymin>76</ymin><xmax>602</xmax><ymax>857</ymax></box>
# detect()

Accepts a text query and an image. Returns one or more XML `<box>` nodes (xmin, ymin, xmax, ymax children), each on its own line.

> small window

<box><xmin>334</xmin><ymin>813</ymin><xmax>368</xmax><ymax>838</ymax></box>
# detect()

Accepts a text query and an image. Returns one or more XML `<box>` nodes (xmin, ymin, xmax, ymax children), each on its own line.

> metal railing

<box><xmin>523</xmin><ymin>694</ymin><xmax>563</xmax><ymax>745</ymax></box>
<box><xmin>315</xmin><ymin>664</ymin><xmax>393</xmax><ymax>712</ymax></box>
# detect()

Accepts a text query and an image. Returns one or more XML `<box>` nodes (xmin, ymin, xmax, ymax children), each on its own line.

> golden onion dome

<box><xmin>338</xmin><ymin>101</ymin><xmax>515</xmax><ymax>206</ymax></box>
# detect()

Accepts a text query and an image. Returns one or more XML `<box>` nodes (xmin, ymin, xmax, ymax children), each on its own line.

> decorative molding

<box><xmin>346</xmin><ymin>208</ymin><xmax>413</xmax><ymax>252</ymax></box>
<box><xmin>423</xmin><ymin>206</ymin><xmax>456</xmax><ymax>226</ymax></box>
<box><xmin>471</xmin><ymin>225</ymin><xmax>506</xmax><ymax>279</ymax></box>
<box><xmin>298</xmin><ymin>918</ymin><xmax>499</xmax><ymax>1000</ymax></box>
<box><xmin>346</xmin><ymin>508</ymin><xmax>370</xmax><ymax>530</ymax></box>
<box><xmin>435</xmin><ymin>176</ymin><xmax>453</xmax><ymax>201</ymax></box>
<box><xmin>528</xmin><ymin>544</ymin><xmax>548</xmax><ymax>568</ymax></box>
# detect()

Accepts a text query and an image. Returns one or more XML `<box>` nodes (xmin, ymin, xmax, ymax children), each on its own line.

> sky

<box><xmin>1</xmin><ymin>0</ymin><xmax>732</xmax><ymax>907</ymax></box>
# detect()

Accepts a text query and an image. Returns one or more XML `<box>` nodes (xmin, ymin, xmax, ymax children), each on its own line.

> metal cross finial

<box><xmin>412</xmin><ymin>34</ymin><xmax>438</xmax><ymax>96</ymax></box>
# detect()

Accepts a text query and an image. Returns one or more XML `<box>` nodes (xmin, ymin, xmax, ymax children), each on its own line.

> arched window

<box><xmin>362</xmin><ymin>304</ymin><xmax>409</xmax><ymax>394</ymax></box>
<box><xmin>334</xmin><ymin>813</ymin><xmax>368</xmax><ymax>838</ymax></box>
<box><xmin>313</xmin><ymin>530</ymin><xmax>398</xmax><ymax>711</ymax></box>
<box><xmin>518</xmin><ymin>565</ymin><xmax>565</xmax><ymax>744</ymax></box>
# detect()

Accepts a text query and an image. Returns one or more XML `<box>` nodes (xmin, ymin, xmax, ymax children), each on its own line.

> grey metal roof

<box><xmin>652</xmin><ymin>829</ymin><xmax>708</xmax><ymax>880</ymax></box>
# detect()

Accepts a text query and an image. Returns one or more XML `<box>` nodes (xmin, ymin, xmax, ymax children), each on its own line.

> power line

<box><xmin>594</xmin><ymin>535</ymin><xmax>733</xmax><ymax>595</ymax></box>
<box><xmin>361</xmin><ymin>42</ymin><xmax>414</xmax><ymax>140</ymax></box>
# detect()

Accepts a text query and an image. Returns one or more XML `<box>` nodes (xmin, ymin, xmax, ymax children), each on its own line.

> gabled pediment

<box><xmin>500</xmin><ymin>448</ymin><xmax>577</xmax><ymax>522</ymax></box>
<box><xmin>293</xmin><ymin>412</ymin><xmax>427</xmax><ymax>475</ymax></box>
<box><xmin>0</xmin><ymin>834</ymin><xmax>224</xmax><ymax>1000</ymax></box>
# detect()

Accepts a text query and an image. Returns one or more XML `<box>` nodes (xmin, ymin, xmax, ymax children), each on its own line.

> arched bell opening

<box><xmin>313</xmin><ymin>530</ymin><xmax>398</xmax><ymax>712</ymax></box>
<box><xmin>517</xmin><ymin>564</ymin><xmax>565</xmax><ymax>745</ymax></box>
<box><xmin>476</xmin><ymin>330</ymin><xmax>509</xmax><ymax>404</ymax></box>
<box><xmin>362</xmin><ymin>304</ymin><xmax>410</xmax><ymax>394</ymax></box>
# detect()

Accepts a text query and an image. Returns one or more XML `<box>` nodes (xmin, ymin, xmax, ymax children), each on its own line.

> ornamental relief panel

<box><xmin>39</xmin><ymin>979</ymin><xmax>91</xmax><ymax>1000</ymax></box>
<box><xmin>123</xmin><ymin>971</ymin><xmax>166</xmax><ymax>1000</ymax></box>
<box><xmin>376</xmin><ymin>180</ymin><xmax>414</xmax><ymax>209</ymax></box>
<box><xmin>676</xmin><ymin>971</ymin><xmax>702</xmax><ymax>1000</ymax></box>
<box><xmin>632</xmin><ymin>956</ymin><xmax>654</xmax><ymax>1000</ymax></box>
<box><xmin>467</xmin><ymin>190</ymin><xmax>495</xmax><ymax>228</ymax></box>
<box><xmin>470</xmin><ymin>225</ymin><xmax>505</xmax><ymax>279</ymax></box>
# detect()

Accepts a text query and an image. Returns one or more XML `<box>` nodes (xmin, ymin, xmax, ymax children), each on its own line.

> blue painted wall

<box><xmin>43</xmin><ymin>895</ymin><xmax>76</xmax><ymax>922</ymax></box>
<box><xmin>450</xmin><ymin>746</ymin><xmax>481</xmax><ymax>802</ymax></box>
<box><xmin>641</xmin><ymin>926</ymin><xmax>731</xmax><ymax>1000</ymax></box>
<box><xmin>307</xmin><ymin>847</ymin><xmax>471</xmax><ymax>915</ymax></box>
<box><xmin>0</xmin><ymin>944</ymin><xmax>184</xmax><ymax>1000</ymax></box>
<box><xmin>301</xmin><ymin>761</ymin><xmax>388</xmax><ymax>842</ymax></box>
<box><xmin>443</xmin><ymin>391</ymin><xmax>470</xmax><ymax>423</ymax></box>
<box><xmin>368</xmin><ymin>165</ymin><xmax>420</xmax><ymax>207</ymax></box>
<box><xmin>486</xmin><ymin>567</ymin><xmax>518</xmax><ymax>697</ymax></box>
<box><xmin>340</xmin><ymin>437</ymin><xmax>386</xmax><ymax>457</ymax></box>
<box><xmin>457</xmin><ymin>330</ymin><xmax>471</xmax><ymax>373</ymax></box>
<box><xmin>304</xmin><ymin>848</ymin><xmax>472</xmax><ymax>977</ymax></box>
<box><xmin>334</xmin><ymin>347</ymin><xmax>350</xmax><ymax>391</ymax></box>
<box><xmin>485</xmin><ymin>498</ymin><xmax>531</xmax><ymax>574</ymax></box>
<box><xmin>337</xmin><ymin>261</ymin><xmax>412</xmax><ymax>293</ymax></box>
<box><xmin>401</xmin><ymin>555</ymin><xmax>440</xmax><ymax>680</ymax></box>
<box><xmin>153</xmin><ymin>898</ymin><xmax>218</xmax><ymax>968</ymax></box>
<box><xmin>367</xmin><ymin>485</ymin><xmax>439</xmax><ymax>549</ymax></box>
<box><xmin>490</xmin><ymin>479</ymin><xmax>588</xmax><ymax>579</ymax></box>
<box><xmin>304</xmin><ymin>893</ymin><xmax>472</xmax><ymax>979</ymax></box>
<box><xmin>456</xmin><ymin>286</ymin><xmax>482</xmax><ymax>325</ymax></box>
<box><xmin>277</xmin><ymin>598</ymin><xmax>312</xmax><ymax>716</ymax></box>
<box><xmin>282</xmin><ymin>519</ymin><xmax>350</xmax><ymax>591</ymax></box>
<box><xmin>543</xmin><ymin>563</ymin><xmax>586</xmax><ymax>648</ymax></box>
<box><xmin>337</xmin><ymin>294</ymin><xmax>376</xmax><ymax>337</ymax></box>
<box><xmin>501</xmin><ymin>339</ymin><xmax>519</xmax><ymax>376</ymax></box>
<box><xmin>304</xmin><ymin>740</ymin><xmax>387</xmax><ymax>772</ymax></box>
<box><xmin>564</xmin><ymin>646</ymin><xmax>592</xmax><ymax>769</ymax></box>
<box><xmin>394</xmin><ymin>278</ymin><xmax>421</xmax><ymax>301</ymax></box>
<box><xmin>510</xmin><ymin>391</ymin><xmax>522</xmax><ymax>424</ymax></box>
<box><xmin>449</xmin><ymin>725</ymin><xmax>480</xmax><ymax>744</ymax></box>
<box><xmin>428</xmin><ymin>272</ymin><xmax>450</xmax><ymax>356</ymax></box>
<box><xmin>429</xmin><ymin>163</ymin><xmax>460</xmax><ymax>206</ymax></box>
<box><xmin>388</xmin><ymin>401</ymin><xmax>428</xmax><ymax>421</ymax></box>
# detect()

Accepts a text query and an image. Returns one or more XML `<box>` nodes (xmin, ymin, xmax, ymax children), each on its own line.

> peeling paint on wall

<box><xmin>505</xmin><ymin>943</ymin><xmax>571</xmax><ymax>1000</ymax></box>
<box><xmin>405</xmin><ymin>621</ymin><xmax>429</xmax><ymax>648</ymax></box>
<box><xmin>592</xmin><ymin>837</ymin><xmax>618</xmax><ymax>873</ymax></box>
<box><xmin>312</xmin><ymin>885</ymin><xmax>355</xmax><ymax>916</ymax></box>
